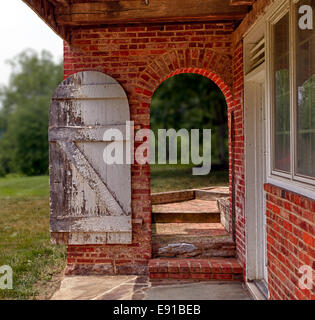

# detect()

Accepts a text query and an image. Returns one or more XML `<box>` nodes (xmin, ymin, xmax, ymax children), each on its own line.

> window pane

<box><xmin>296</xmin><ymin>1</ymin><xmax>315</xmax><ymax>178</ymax></box>
<box><xmin>273</xmin><ymin>13</ymin><xmax>291</xmax><ymax>172</ymax></box>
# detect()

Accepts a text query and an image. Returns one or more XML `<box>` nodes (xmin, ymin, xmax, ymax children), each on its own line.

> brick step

<box><xmin>152</xmin><ymin>199</ymin><xmax>220</xmax><ymax>223</ymax></box>
<box><xmin>148</xmin><ymin>258</ymin><xmax>243</xmax><ymax>281</ymax></box>
<box><xmin>152</xmin><ymin>223</ymin><xmax>236</xmax><ymax>258</ymax></box>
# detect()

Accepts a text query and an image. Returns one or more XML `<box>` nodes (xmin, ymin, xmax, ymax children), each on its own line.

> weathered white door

<box><xmin>49</xmin><ymin>71</ymin><xmax>131</xmax><ymax>245</ymax></box>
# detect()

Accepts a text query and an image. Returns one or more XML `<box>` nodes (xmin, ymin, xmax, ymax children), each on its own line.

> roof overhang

<box><xmin>22</xmin><ymin>0</ymin><xmax>254</xmax><ymax>43</ymax></box>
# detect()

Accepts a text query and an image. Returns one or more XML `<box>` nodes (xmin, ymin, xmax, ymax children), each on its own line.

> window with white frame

<box><xmin>269</xmin><ymin>0</ymin><xmax>315</xmax><ymax>187</ymax></box>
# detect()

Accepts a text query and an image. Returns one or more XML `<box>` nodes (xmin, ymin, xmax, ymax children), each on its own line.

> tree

<box><xmin>150</xmin><ymin>73</ymin><xmax>228</xmax><ymax>166</ymax></box>
<box><xmin>0</xmin><ymin>50</ymin><xmax>63</xmax><ymax>176</ymax></box>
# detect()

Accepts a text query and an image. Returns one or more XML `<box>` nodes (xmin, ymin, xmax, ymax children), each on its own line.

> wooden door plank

<box><xmin>53</xmin><ymin>84</ymin><xmax>128</xmax><ymax>100</ymax></box>
<box><xmin>51</xmin><ymin>216</ymin><xmax>132</xmax><ymax>232</ymax></box>
<box><xmin>56</xmin><ymin>140</ymin><xmax>126</xmax><ymax>216</ymax></box>
<box><xmin>49</xmin><ymin>125</ymin><xmax>128</xmax><ymax>142</ymax></box>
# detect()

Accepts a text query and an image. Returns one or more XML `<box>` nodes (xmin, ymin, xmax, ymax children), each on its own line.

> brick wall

<box><xmin>231</xmin><ymin>0</ymin><xmax>315</xmax><ymax>301</ymax></box>
<box><xmin>63</xmin><ymin>22</ymin><xmax>243</xmax><ymax>275</ymax></box>
<box><xmin>231</xmin><ymin>42</ymin><xmax>246</xmax><ymax>269</ymax></box>
<box><xmin>265</xmin><ymin>184</ymin><xmax>315</xmax><ymax>300</ymax></box>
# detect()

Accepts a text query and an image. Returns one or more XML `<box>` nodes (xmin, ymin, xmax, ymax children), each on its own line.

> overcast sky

<box><xmin>0</xmin><ymin>0</ymin><xmax>63</xmax><ymax>86</ymax></box>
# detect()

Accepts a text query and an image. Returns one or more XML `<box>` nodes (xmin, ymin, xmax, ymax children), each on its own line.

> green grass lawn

<box><xmin>0</xmin><ymin>175</ymin><xmax>66</xmax><ymax>300</ymax></box>
<box><xmin>150</xmin><ymin>164</ymin><xmax>228</xmax><ymax>193</ymax></box>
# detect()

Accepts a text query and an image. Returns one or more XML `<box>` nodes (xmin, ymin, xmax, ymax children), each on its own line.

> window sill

<box><xmin>266</xmin><ymin>175</ymin><xmax>315</xmax><ymax>200</ymax></box>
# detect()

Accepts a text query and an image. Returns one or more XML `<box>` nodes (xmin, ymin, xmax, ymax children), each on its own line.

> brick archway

<box><xmin>133</xmin><ymin>49</ymin><xmax>234</xmax><ymax>111</ymax></box>
<box><xmin>134</xmin><ymin>50</ymin><xmax>235</xmax><ymax>249</ymax></box>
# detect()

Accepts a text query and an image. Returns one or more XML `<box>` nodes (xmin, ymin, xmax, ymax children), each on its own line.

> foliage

<box><xmin>150</xmin><ymin>73</ymin><xmax>228</xmax><ymax>166</ymax></box>
<box><xmin>0</xmin><ymin>50</ymin><xmax>63</xmax><ymax>176</ymax></box>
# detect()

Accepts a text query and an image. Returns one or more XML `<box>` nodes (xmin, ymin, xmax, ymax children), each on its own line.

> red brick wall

<box><xmin>265</xmin><ymin>184</ymin><xmax>315</xmax><ymax>300</ymax></box>
<box><xmin>62</xmin><ymin>22</ymin><xmax>244</xmax><ymax>275</ymax></box>
<box><xmin>231</xmin><ymin>0</ymin><xmax>315</xmax><ymax>301</ymax></box>
<box><xmin>231</xmin><ymin>42</ymin><xmax>246</xmax><ymax>269</ymax></box>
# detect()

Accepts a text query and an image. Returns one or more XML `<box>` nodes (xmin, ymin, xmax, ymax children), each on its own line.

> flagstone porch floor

<box><xmin>51</xmin><ymin>275</ymin><xmax>252</xmax><ymax>300</ymax></box>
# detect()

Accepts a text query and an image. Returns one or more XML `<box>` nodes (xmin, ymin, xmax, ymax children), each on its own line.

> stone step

<box><xmin>152</xmin><ymin>199</ymin><xmax>220</xmax><ymax>223</ymax></box>
<box><xmin>152</xmin><ymin>223</ymin><xmax>236</xmax><ymax>258</ymax></box>
<box><xmin>148</xmin><ymin>258</ymin><xmax>243</xmax><ymax>281</ymax></box>
<box><xmin>151</xmin><ymin>190</ymin><xmax>195</xmax><ymax>205</ymax></box>
<box><xmin>152</xmin><ymin>212</ymin><xmax>220</xmax><ymax>223</ymax></box>
<box><xmin>150</xmin><ymin>187</ymin><xmax>229</xmax><ymax>205</ymax></box>
<box><xmin>195</xmin><ymin>189</ymin><xmax>229</xmax><ymax>201</ymax></box>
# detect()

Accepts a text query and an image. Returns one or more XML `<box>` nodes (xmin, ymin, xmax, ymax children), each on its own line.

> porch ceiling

<box><xmin>22</xmin><ymin>0</ymin><xmax>255</xmax><ymax>42</ymax></box>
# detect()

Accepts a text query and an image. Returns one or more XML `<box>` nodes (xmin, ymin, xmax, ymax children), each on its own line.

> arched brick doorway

<box><xmin>133</xmin><ymin>53</ymin><xmax>241</xmax><ymax>278</ymax></box>
<box><xmin>149</xmin><ymin>72</ymin><xmax>232</xmax><ymax>262</ymax></box>
<box><xmin>134</xmin><ymin>51</ymin><xmax>235</xmax><ymax>246</ymax></box>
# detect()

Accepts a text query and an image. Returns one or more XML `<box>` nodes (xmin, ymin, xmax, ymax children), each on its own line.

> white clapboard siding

<box><xmin>49</xmin><ymin>71</ymin><xmax>131</xmax><ymax>244</ymax></box>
